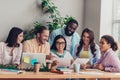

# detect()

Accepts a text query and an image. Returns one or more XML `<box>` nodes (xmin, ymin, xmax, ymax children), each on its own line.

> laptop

<box><xmin>21</xmin><ymin>53</ymin><xmax>46</xmax><ymax>69</ymax></box>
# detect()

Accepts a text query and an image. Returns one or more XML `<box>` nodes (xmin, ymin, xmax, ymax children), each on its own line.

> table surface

<box><xmin>0</xmin><ymin>69</ymin><xmax>120</xmax><ymax>79</ymax></box>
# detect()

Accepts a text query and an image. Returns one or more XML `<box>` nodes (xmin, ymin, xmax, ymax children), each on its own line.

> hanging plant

<box><xmin>41</xmin><ymin>0</ymin><xmax>74</xmax><ymax>32</ymax></box>
<box><xmin>23</xmin><ymin>0</ymin><xmax>74</xmax><ymax>41</ymax></box>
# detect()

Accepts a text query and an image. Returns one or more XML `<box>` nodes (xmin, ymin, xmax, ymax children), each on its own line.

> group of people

<box><xmin>0</xmin><ymin>19</ymin><xmax>120</xmax><ymax>72</ymax></box>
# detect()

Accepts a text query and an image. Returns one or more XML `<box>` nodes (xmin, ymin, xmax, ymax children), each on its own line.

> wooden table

<box><xmin>0</xmin><ymin>69</ymin><xmax>120</xmax><ymax>80</ymax></box>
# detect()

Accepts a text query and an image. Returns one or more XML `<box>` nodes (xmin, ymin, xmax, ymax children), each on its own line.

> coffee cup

<box><xmin>34</xmin><ymin>62</ymin><xmax>40</xmax><ymax>73</ymax></box>
<box><xmin>74</xmin><ymin>63</ymin><xmax>80</xmax><ymax>73</ymax></box>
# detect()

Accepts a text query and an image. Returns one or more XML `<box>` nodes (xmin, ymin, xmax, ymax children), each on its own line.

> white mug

<box><xmin>74</xmin><ymin>63</ymin><xmax>80</xmax><ymax>73</ymax></box>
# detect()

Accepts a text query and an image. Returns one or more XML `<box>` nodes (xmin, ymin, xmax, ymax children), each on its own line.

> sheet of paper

<box><xmin>70</xmin><ymin>58</ymin><xmax>89</xmax><ymax>68</ymax></box>
<box><xmin>79</xmin><ymin>71</ymin><xmax>104</xmax><ymax>75</ymax></box>
<box><xmin>55</xmin><ymin>58</ymin><xmax>71</xmax><ymax>67</ymax></box>
<box><xmin>23</xmin><ymin>56</ymin><xmax>30</xmax><ymax>63</ymax></box>
<box><xmin>85</xmin><ymin>69</ymin><xmax>99</xmax><ymax>71</ymax></box>
<box><xmin>73</xmin><ymin>58</ymin><xmax>89</xmax><ymax>64</ymax></box>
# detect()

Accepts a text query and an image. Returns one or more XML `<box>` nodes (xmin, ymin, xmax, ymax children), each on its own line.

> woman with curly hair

<box><xmin>74</xmin><ymin>28</ymin><xmax>100</xmax><ymax>68</ymax></box>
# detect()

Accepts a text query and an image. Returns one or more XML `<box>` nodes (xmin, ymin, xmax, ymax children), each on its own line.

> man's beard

<box><xmin>65</xmin><ymin>28</ymin><xmax>74</xmax><ymax>36</ymax></box>
<box><xmin>38</xmin><ymin>38</ymin><xmax>44</xmax><ymax>45</ymax></box>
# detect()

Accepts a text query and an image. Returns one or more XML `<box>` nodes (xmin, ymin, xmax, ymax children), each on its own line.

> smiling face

<box><xmin>65</xmin><ymin>23</ymin><xmax>78</xmax><ymax>36</ymax></box>
<box><xmin>17</xmin><ymin>32</ymin><xmax>23</xmax><ymax>44</ymax></box>
<box><xmin>82</xmin><ymin>32</ymin><xmax>90</xmax><ymax>45</ymax></box>
<box><xmin>55</xmin><ymin>38</ymin><xmax>65</xmax><ymax>52</ymax></box>
<box><xmin>37</xmin><ymin>30</ymin><xmax>49</xmax><ymax>44</ymax></box>
<box><xmin>99</xmin><ymin>38</ymin><xmax>111</xmax><ymax>53</ymax></box>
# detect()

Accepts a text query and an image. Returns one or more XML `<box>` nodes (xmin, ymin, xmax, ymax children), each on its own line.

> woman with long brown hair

<box><xmin>74</xmin><ymin>28</ymin><xmax>100</xmax><ymax>68</ymax></box>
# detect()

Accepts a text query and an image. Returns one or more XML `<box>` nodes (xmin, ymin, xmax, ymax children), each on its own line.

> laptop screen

<box><xmin>21</xmin><ymin>53</ymin><xmax>46</xmax><ymax>69</ymax></box>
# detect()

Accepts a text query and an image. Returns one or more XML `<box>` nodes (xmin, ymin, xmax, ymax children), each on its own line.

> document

<box><xmin>73</xmin><ymin>58</ymin><xmax>89</xmax><ymax>64</ymax></box>
<box><xmin>79</xmin><ymin>71</ymin><xmax>104</xmax><ymax>75</ymax></box>
<box><xmin>70</xmin><ymin>58</ymin><xmax>89</xmax><ymax>68</ymax></box>
<box><xmin>55</xmin><ymin>58</ymin><xmax>71</xmax><ymax>67</ymax></box>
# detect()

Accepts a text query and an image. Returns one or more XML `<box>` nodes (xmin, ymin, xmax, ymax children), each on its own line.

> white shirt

<box><xmin>0</xmin><ymin>42</ymin><xmax>22</xmax><ymax>65</ymax></box>
<box><xmin>4</xmin><ymin>50</ymin><xmax>13</xmax><ymax>64</ymax></box>
<box><xmin>64</xmin><ymin>36</ymin><xmax>72</xmax><ymax>52</ymax></box>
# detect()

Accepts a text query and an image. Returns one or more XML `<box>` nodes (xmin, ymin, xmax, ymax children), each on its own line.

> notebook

<box><xmin>0</xmin><ymin>69</ymin><xmax>25</xmax><ymax>74</ymax></box>
<box><xmin>21</xmin><ymin>53</ymin><xmax>46</xmax><ymax>69</ymax></box>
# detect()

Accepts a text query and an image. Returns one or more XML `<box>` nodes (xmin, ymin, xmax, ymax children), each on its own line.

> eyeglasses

<box><xmin>56</xmin><ymin>42</ymin><xmax>65</xmax><ymax>45</ymax></box>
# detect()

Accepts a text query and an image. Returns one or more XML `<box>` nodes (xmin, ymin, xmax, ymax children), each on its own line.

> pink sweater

<box><xmin>95</xmin><ymin>48</ymin><xmax>120</xmax><ymax>72</ymax></box>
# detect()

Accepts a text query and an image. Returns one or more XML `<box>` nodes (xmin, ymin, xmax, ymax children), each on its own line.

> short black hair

<box><xmin>5</xmin><ymin>27</ymin><xmax>23</xmax><ymax>47</ymax></box>
<box><xmin>66</xmin><ymin>19</ymin><xmax>78</xmax><ymax>27</ymax></box>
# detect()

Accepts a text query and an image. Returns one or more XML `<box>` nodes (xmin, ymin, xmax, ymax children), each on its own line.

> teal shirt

<box><xmin>49</xmin><ymin>27</ymin><xmax>80</xmax><ymax>56</ymax></box>
<box><xmin>51</xmin><ymin>50</ymin><xmax>67</xmax><ymax>58</ymax></box>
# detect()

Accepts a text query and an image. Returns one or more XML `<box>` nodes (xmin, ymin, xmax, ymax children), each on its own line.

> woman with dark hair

<box><xmin>74</xmin><ymin>28</ymin><xmax>100</xmax><ymax>68</ymax></box>
<box><xmin>51</xmin><ymin>35</ymin><xmax>73</xmax><ymax>68</ymax></box>
<box><xmin>94</xmin><ymin>35</ymin><xmax>120</xmax><ymax>72</ymax></box>
<box><xmin>0</xmin><ymin>27</ymin><xmax>23</xmax><ymax>65</ymax></box>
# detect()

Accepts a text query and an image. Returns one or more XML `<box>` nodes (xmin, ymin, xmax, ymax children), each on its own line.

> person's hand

<box><xmin>96</xmin><ymin>64</ymin><xmax>104</xmax><ymax>71</ymax></box>
<box><xmin>17</xmin><ymin>64</ymin><xmax>22</xmax><ymax>70</ymax></box>
<box><xmin>51</xmin><ymin>60</ymin><xmax>59</xmax><ymax>67</ymax></box>
<box><xmin>46</xmin><ymin>53</ymin><xmax>56</xmax><ymax>60</ymax></box>
<box><xmin>81</xmin><ymin>63</ymin><xmax>93</xmax><ymax>69</ymax></box>
<box><xmin>81</xmin><ymin>64</ymin><xmax>87</xmax><ymax>69</ymax></box>
<box><xmin>71</xmin><ymin>59</ymin><xmax>74</xmax><ymax>64</ymax></box>
<box><xmin>86</xmin><ymin>63</ymin><xmax>93</xmax><ymax>68</ymax></box>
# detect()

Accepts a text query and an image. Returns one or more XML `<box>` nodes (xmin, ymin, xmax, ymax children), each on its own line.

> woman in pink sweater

<box><xmin>94</xmin><ymin>35</ymin><xmax>120</xmax><ymax>72</ymax></box>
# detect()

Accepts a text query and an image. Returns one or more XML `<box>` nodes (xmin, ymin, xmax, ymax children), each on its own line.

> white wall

<box><xmin>0</xmin><ymin>0</ymin><xmax>84</xmax><ymax>41</ymax></box>
<box><xmin>52</xmin><ymin>0</ymin><xmax>84</xmax><ymax>35</ymax></box>
<box><xmin>100</xmin><ymin>0</ymin><xmax>113</xmax><ymax>37</ymax></box>
<box><xmin>0</xmin><ymin>0</ymin><xmax>42</xmax><ymax>41</ymax></box>
<box><xmin>83</xmin><ymin>0</ymin><xmax>101</xmax><ymax>43</ymax></box>
<box><xmin>83</xmin><ymin>0</ymin><xmax>113</xmax><ymax>43</ymax></box>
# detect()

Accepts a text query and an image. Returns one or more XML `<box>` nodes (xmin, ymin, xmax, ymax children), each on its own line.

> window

<box><xmin>113</xmin><ymin>0</ymin><xmax>120</xmax><ymax>58</ymax></box>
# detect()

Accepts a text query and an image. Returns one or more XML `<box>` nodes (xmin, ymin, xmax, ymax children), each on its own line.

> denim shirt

<box><xmin>49</xmin><ymin>27</ymin><xmax>80</xmax><ymax>56</ymax></box>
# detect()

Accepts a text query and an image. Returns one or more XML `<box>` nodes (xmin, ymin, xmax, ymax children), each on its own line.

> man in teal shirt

<box><xmin>49</xmin><ymin>19</ymin><xmax>80</xmax><ymax>56</ymax></box>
